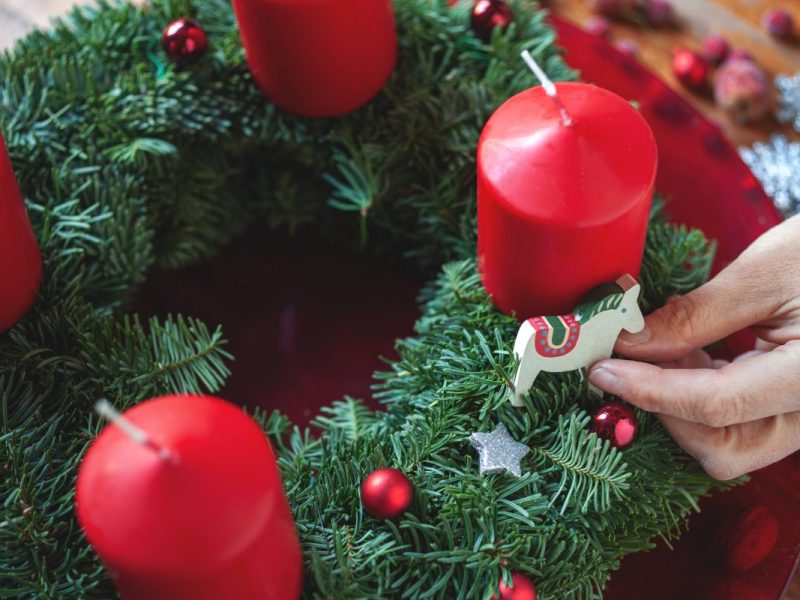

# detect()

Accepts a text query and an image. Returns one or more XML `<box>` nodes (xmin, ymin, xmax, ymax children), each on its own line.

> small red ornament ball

<box><xmin>762</xmin><ymin>8</ymin><xmax>794</xmax><ymax>39</ymax></box>
<box><xmin>471</xmin><ymin>0</ymin><xmax>514</xmax><ymax>42</ymax></box>
<box><xmin>701</xmin><ymin>34</ymin><xmax>729</xmax><ymax>66</ymax></box>
<box><xmin>672</xmin><ymin>49</ymin><xmax>709</xmax><ymax>90</ymax></box>
<box><xmin>162</xmin><ymin>18</ymin><xmax>207</xmax><ymax>65</ymax></box>
<box><xmin>590</xmin><ymin>401</ymin><xmax>638</xmax><ymax>449</ymax></box>
<box><xmin>493</xmin><ymin>573</ymin><xmax>537</xmax><ymax>600</ymax></box>
<box><xmin>360</xmin><ymin>467</ymin><xmax>414</xmax><ymax>520</ymax></box>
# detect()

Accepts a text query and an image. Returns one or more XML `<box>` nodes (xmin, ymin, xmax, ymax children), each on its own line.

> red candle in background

<box><xmin>0</xmin><ymin>134</ymin><xmax>42</xmax><ymax>332</ymax></box>
<box><xmin>477</xmin><ymin>52</ymin><xmax>657</xmax><ymax>318</ymax></box>
<box><xmin>76</xmin><ymin>395</ymin><xmax>302</xmax><ymax>600</ymax></box>
<box><xmin>231</xmin><ymin>0</ymin><xmax>397</xmax><ymax>117</ymax></box>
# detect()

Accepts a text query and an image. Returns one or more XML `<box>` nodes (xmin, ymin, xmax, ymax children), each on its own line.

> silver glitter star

<box><xmin>776</xmin><ymin>71</ymin><xmax>800</xmax><ymax>132</ymax></box>
<box><xmin>740</xmin><ymin>135</ymin><xmax>800</xmax><ymax>217</ymax></box>
<box><xmin>470</xmin><ymin>423</ymin><xmax>530</xmax><ymax>477</ymax></box>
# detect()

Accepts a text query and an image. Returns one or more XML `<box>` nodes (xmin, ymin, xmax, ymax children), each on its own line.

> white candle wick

<box><xmin>520</xmin><ymin>50</ymin><xmax>573</xmax><ymax>127</ymax></box>
<box><xmin>95</xmin><ymin>399</ymin><xmax>176</xmax><ymax>463</ymax></box>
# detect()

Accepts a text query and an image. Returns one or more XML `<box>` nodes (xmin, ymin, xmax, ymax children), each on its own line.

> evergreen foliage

<box><xmin>0</xmin><ymin>0</ymin><xmax>734</xmax><ymax>597</ymax></box>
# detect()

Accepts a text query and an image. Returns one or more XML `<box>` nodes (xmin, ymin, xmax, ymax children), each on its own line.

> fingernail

<box><xmin>589</xmin><ymin>366</ymin><xmax>621</xmax><ymax>395</ymax></box>
<box><xmin>617</xmin><ymin>326</ymin><xmax>651</xmax><ymax>346</ymax></box>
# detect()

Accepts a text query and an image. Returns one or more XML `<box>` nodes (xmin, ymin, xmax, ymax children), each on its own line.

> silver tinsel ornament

<box><xmin>740</xmin><ymin>135</ymin><xmax>800</xmax><ymax>217</ymax></box>
<box><xmin>469</xmin><ymin>422</ymin><xmax>530</xmax><ymax>477</ymax></box>
<box><xmin>776</xmin><ymin>71</ymin><xmax>800</xmax><ymax>132</ymax></box>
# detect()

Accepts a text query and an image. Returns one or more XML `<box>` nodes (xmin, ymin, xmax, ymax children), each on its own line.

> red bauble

<box><xmin>762</xmin><ymin>8</ymin><xmax>794</xmax><ymax>39</ymax></box>
<box><xmin>700</xmin><ymin>34</ymin><xmax>729</xmax><ymax>66</ymax></box>
<box><xmin>672</xmin><ymin>49</ymin><xmax>709</xmax><ymax>90</ymax></box>
<box><xmin>493</xmin><ymin>573</ymin><xmax>537</xmax><ymax>600</ymax></box>
<box><xmin>162</xmin><ymin>18</ymin><xmax>208</xmax><ymax>64</ymax></box>
<box><xmin>589</xmin><ymin>402</ymin><xmax>638</xmax><ymax>449</ymax></box>
<box><xmin>360</xmin><ymin>467</ymin><xmax>414</xmax><ymax>519</ymax></box>
<box><xmin>714</xmin><ymin>505</ymin><xmax>779</xmax><ymax>572</ymax></box>
<box><xmin>471</xmin><ymin>0</ymin><xmax>514</xmax><ymax>42</ymax></box>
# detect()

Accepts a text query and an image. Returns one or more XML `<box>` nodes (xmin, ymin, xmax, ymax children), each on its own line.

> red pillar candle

<box><xmin>477</xmin><ymin>57</ymin><xmax>657</xmax><ymax>318</ymax></box>
<box><xmin>231</xmin><ymin>0</ymin><xmax>397</xmax><ymax>117</ymax></box>
<box><xmin>0</xmin><ymin>134</ymin><xmax>42</xmax><ymax>332</ymax></box>
<box><xmin>76</xmin><ymin>395</ymin><xmax>302</xmax><ymax>600</ymax></box>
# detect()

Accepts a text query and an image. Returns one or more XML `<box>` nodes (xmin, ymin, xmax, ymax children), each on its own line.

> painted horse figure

<box><xmin>510</xmin><ymin>274</ymin><xmax>645</xmax><ymax>406</ymax></box>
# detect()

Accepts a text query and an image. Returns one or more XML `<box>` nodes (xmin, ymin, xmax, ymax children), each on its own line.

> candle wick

<box><xmin>520</xmin><ymin>50</ymin><xmax>574</xmax><ymax>127</ymax></box>
<box><xmin>95</xmin><ymin>399</ymin><xmax>177</xmax><ymax>464</ymax></box>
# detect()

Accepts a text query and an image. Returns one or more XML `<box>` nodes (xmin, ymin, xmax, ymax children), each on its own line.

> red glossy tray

<box><xmin>135</xmin><ymin>17</ymin><xmax>799</xmax><ymax>600</ymax></box>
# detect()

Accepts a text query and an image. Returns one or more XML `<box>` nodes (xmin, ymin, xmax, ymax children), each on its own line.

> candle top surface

<box><xmin>477</xmin><ymin>82</ymin><xmax>658</xmax><ymax>226</ymax></box>
<box><xmin>76</xmin><ymin>395</ymin><xmax>282</xmax><ymax>574</ymax></box>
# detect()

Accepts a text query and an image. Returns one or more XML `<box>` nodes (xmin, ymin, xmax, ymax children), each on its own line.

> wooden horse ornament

<box><xmin>510</xmin><ymin>274</ymin><xmax>645</xmax><ymax>406</ymax></box>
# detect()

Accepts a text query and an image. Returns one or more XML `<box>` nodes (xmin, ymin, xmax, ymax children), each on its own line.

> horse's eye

<box><xmin>621</xmin><ymin>308</ymin><xmax>628</xmax><ymax>313</ymax></box>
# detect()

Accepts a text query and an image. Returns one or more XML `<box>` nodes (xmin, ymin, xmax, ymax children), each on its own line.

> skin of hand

<box><xmin>589</xmin><ymin>215</ymin><xmax>800</xmax><ymax>480</ymax></box>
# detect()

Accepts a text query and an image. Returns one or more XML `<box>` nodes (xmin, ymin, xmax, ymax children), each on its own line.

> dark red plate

<box><xmin>137</xmin><ymin>17</ymin><xmax>798</xmax><ymax>599</ymax></box>
<box><xmin>549</xmin><ymin>16</ymin><xmax>799</xmax><ymax>600</ymax></box>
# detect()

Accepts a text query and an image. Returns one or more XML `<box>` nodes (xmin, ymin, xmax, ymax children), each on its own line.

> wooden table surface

<box><xmin>0</xmin><ymin>0</ymin><xmax>798</xmax><ymax>596</ymax></box>
<box><xmin>550</xmin><ymin>0</ymin><xmax>800</xmax><ymax>147</ymax></box>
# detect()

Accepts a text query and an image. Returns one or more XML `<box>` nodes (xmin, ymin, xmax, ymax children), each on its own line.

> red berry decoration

<box><xmin>700</xmin><ymin>34</ymin><xmax>729</xmax><ymax>66</ymax></box>
<box><xmin>714</xmin><ymin>58</ymin><xmax>771</xmax><ymax>123</ymax></box>
<box><xmin>590</xmin><ymin>401</ymin><xmax>638</xmax><ymax>449</ymax></box>
<box><xmin>471</xmin><ymin>0</ymin><xmax>514</xmax><ymax>42</ymax></box>
<box><xmin>493</xmin><ymin>573</ymin><xmax>537</xmax><ymax>600</ymax></box>
<box><xmin>713</xmin><ymin>505</ymin><xmax>779</xmax><ymax>573</ymax></box>
<box><xmin>762</xmin><ymin>8</ymin><xmax>794</xmax><ymax>39</ymax></box>
<box><xmin>162</xmin><ymin>18</ymin><xmax>208</xmax><ymax>65</ymax></box>
<box><xmin>672</xmin><ymin>49</ymin><xmax>709</xmax><ymax>90</ymax></box>
<box><xmin>360</xmin><ymin>467</ymin><xmax>413</xmax><ymax>519</ymax></box>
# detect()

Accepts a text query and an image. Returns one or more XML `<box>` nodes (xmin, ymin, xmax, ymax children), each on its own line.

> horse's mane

<box><xmin>573</xmin><ymin>282</ymin><xmax>624</xmax><ymax>322</ymax></box>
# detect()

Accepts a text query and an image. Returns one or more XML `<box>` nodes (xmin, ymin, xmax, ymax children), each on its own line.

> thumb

<box><xmin>615</xmin><ymin>271</ymin><xmax>774</xmax><ymax>362</ymax></box>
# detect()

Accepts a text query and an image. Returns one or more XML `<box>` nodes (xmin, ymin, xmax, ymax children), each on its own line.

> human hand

<box><xmin>588</xmin><ymin>215</ymin><xmax>800</xmax><ymax>480</ymax></box>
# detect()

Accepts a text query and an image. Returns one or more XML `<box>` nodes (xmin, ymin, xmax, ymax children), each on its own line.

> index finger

<box><xmin>589</xmin><ymin>341</ymin><xmax>800</xmax><ymax>426</ymax></box>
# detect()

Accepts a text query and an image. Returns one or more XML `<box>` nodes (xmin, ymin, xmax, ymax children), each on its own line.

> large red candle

<box><xmin>0</xmin><ymin>135</ymin><xmax>42</xmax><ymax>332</ymax></box>
<box><xmin>231</xmin><ymin>0</ymin><xmax>397</xmax><ymax>117</ymax></box>
<box><xmin>76</xmin><ymin>395</ymin><xmax>302</xmax><ymax>600</ymax></box>
<box><xmin>477</xmin><ymin>80</ymin><xmax>657</xmax><ymax>318</ymax></box>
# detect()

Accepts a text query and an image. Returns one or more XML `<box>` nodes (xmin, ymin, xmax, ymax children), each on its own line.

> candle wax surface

<box><xmin>76</xmin><ymin>395</ymin><xmax>286</xmax><ymax>576</ymax></box>
<box><xmin>478</xmin><ymin>82</ymin><xmax>657</xmax><ymax>226</ymax></box>
<box><xmin>477</xmin><ymin>82</ymin><xmax>657</xmax><ymax>317</ymax></box>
